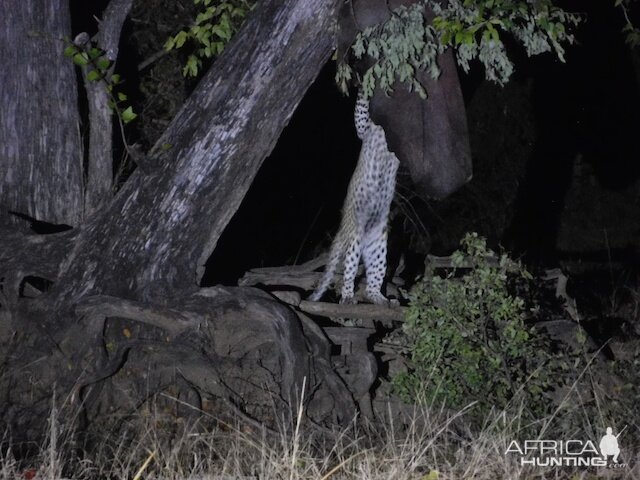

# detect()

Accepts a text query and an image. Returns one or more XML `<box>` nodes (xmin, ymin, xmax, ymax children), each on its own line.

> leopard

<box><xmin>309</xmin><ymin>93</ymin><xmax>400</xmax><ymax>305</ymax></box>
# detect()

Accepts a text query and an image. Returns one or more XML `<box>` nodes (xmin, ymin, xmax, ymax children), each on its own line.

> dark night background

<box><xmin>72</xmin><ymin>0</ymin><xmax>640</xmax><ymax>295</ymax></box>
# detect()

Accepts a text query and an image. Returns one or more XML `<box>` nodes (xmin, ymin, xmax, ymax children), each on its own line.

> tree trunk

<box><xmin>52</xmin><ymin>0</ymin><xmax>340</xmax><ymax>308</ymax></box>
<box><xmin>1</xmin><ymin>0</ymin><xmax>357</xmax><ymax>443</ymax></box>
<box><xmin>0</xmin><ymin>0</ymin><xmax>83</xmax><ymax>227</ymax></box>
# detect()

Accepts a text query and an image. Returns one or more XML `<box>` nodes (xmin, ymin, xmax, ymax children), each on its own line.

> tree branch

<box><xmin>75</xmin><ymin>294</ymin><xmax>199</xmax><ymax>335</ymax></box>
<box><xmin>82</xmin><ymin>0</ymin><xmax>135</xmax><ymax>216</ymax></box>
<box><xmin>97</xmin><ymin>0</ymin><xmax>135</xmax><ymax>61</ymax></box>
<box><xmin>238</xmin><ymin>256</ymin><xmax>328</xmax><ymax>290</ymax></box>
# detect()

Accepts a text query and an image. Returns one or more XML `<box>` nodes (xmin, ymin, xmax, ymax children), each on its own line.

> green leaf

<box><xmin>164</xmin><ymin>37</ymin><xmax>176</xmax><ymax>51</ymax></box>
<box><xmin>117</xmin><ymin>92</ymin><xmax>128</xmax><ymax>101</ymax></box>
<box><xmin>121</xmin><ymin>106</ymin><xmax>137</xmax><ymax>124</ymax></box>
<box><xmin>195</xmin><ymin>8</ymin><xmax>214</xmax><ymax>23</ymax></box>
<box><xmin>96</xmin><ymin>57</ymin><xmax>110</xmax><ymax>71</ymax></box>
<box><xmin>63</xmin><ymin>45</ymin><xmax>77</xmax><ymax>57</ymax></box>
<box><xmin>211</xmin><ymin>23</ymin><xmax>231</xmax><ymax>41</ymax></box>
<box><xmin>87</xmin><ymin>69</ymin><xmax>100</xmax><ymax>82</ymax></box>
<box><xmin>182</xmin><ymin>54</ymin><xmax>200</xmax><ymax>77</ymax></box>
<box><xmin>175</xmin><ymin>30</ymin><xmax>188</xmax><ymax>48</ymax></box>
<box><xmin>463</xmin><ymin>31</ymin><xmax>474</xmax><ymax>45</ymax></box>
<box><xmin>72</xmin><ymin>52</ymin><xmax>89</xmax><ymax>66</ymax></box>
<box><xmin>111</xmin><ymin>74</ymin><xmax>121</xmax><ymax>84</ymax></box>
<box><xmin>88</xmin><ymin>47</ymin><xmax>102</xmax><ymax>60</ymax></box>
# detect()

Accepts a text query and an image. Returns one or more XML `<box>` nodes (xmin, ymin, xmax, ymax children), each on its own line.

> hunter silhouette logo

<box><xmin>599</xmin><ymin>426</ymin><xmax>624</xmax><ymax>464</ymax></box>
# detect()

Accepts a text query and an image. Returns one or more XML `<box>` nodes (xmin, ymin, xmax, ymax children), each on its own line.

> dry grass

<box><xmin>1</xmin><ymin>377</ymin><xmax>637</xmax><ymax>480</ymax></box>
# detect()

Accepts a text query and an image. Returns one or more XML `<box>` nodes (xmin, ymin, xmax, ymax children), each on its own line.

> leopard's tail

<box><xmin>308</xmin><ymin>228</ymin><xmax>347</xmax><ymax>302</ymax></box>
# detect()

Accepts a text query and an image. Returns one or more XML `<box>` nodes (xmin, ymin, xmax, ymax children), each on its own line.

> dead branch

<box><xmin>239</xmin><ymin>271</ymin><xmax>320</xmax><ymax>290</ymax></box>
<box><xmin>543</xmin><ymin>268</ymin><xmax>580</xmax><ymax>322</ymax></box>
<box><xmin>298</xmin><ymin>300</ymin><xmax>406</xmax><ymax>322</ymax></box>
<box><xmin>240</xmin><ymin>256</ymin><xmax>407</xmax><ymax>321</ymax></box>
<box><xmin>238</xmin><ymin>256</ymin><xmax>328</xmax><ymax>290</ymax></box>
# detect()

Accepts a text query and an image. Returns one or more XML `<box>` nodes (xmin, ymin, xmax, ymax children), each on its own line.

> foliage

<box><xmin>616</xmin><ymin>0</ymin><xmax>640</xmax><ymax>47</ymax></box>
<box><xmin>393</xmin><ymin>233</ymin><xmax>564</xmax><ymax>419</ymax></box>
<box><xmin>431</xmin><ymin>0</ymin><xmax>579</xmax><ymax>83</ymax></box>
<box><xmin>164</xmin><ymin>0</ymin><xmax>254</xmax><ymax>77</ymax></box>
<box><xmin>63</xmin><ymin>41</ymin><xmax>137</xmax><ymax>124</ymax></box>
<box><xmin>337</xmin><ymin>0</ymin><xmax>580</xmax><ymax>98</ymax></box>
<box><xmin>393</xmin><ymin>233</ymin><xmax>640</xmax><ymax>432</ymax></box>
<box><xmin>337</xmin><ymin>4</ymin><xmax>442</xmax><ymax>98</ymax></box>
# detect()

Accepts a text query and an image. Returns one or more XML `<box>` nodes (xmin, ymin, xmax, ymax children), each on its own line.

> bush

<box><xmin>393</xmin><ymin>233</ymin><xmax>561</xmax><ymax>420</ymax></box>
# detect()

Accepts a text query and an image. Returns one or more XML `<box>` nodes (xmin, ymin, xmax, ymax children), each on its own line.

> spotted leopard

<box><xmin>309</xmin><ymin>93</ymin><xmax>399</xmax><ymax>305</ymax></box>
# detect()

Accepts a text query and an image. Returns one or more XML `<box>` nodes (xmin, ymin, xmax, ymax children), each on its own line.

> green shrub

<box><xmin>393</xmin><ymin>233</ymin><xmax>560</xmax><ymax>420</ymax></box>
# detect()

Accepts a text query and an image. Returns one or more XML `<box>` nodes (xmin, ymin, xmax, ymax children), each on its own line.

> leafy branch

<box><xmin>164</xmin><ymin>0</ymin><xmax>254</xmax><ymax>77</ymax></box>
<box><xmin>616</xmin><ymin>0</ymin><xmax>640</xmax><ymax>47</ymax></box>
<box><xmin>432</xmin><ymin>0</ymin><xmax>580</xmax><ymax>83</ymax></box>
<box><xmin>336</xmin><ymin>0</ymin><xmax>580</xmax><ymax>98</ymax></box>
<box><xmin>64</xmin><ymin>40</ymin><xmax>137</xmax><ymax>124</ymax></box>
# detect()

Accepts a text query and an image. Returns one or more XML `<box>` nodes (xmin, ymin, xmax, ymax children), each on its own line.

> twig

<box><xmin>426</xmin><ymin>253</ymin><xmax>500</xmax><ymax>269</ymax></box>
<box><xmin>137</xmin><ymin>48</ymin><xmax>169</xmax><ymax>71</ymax></box>
<box><xmin>132</xmin><ymin>450</ymin><xmax>156</xmax><ymax>480</ymax></box>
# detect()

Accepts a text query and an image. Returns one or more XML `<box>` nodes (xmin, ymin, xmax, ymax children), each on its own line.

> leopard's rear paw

<box><xmin>339</xmin><ymin>295</ymin><xmax>357</xmax><ymax>305</ymax></box>
<box><xmin>366</xmin><ymin>291</ymin><xmax>390</xmax><ymax>307</ymax></box>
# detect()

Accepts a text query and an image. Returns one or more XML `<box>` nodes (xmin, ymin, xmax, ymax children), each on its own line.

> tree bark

<box><xmin>52</xmin><ymin>0</ymin><xmax>340</xmax><ymax>308</ymax></box>
<box><xmin>0</xmin><ymin>0</ymin><xmax>83</xmax><ymax>227</ymax></box>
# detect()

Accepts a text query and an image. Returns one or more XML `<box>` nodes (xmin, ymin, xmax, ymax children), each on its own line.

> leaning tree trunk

<box><xmin>0</xmin><ymin>0</ymin><xmax>83</xmax><ymax>228</ymax></box>
<box><xmin>1</xmin><ymin>0</ymin><xmax>355</xmax><ymax>444</ymax></box>
<box><xmin>52</xmin><ymin>0</ymin><xmax>340</xmax><ymax>310</ymax></box>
